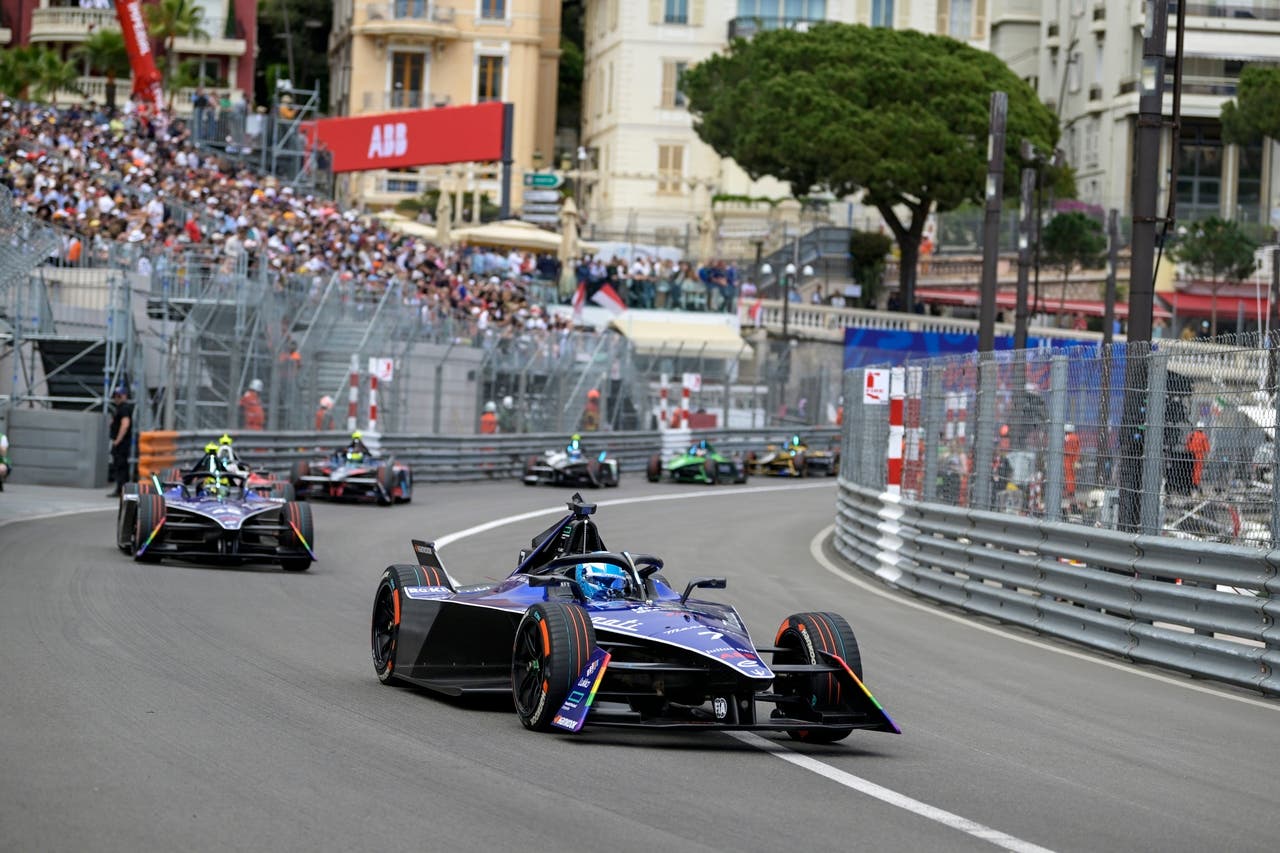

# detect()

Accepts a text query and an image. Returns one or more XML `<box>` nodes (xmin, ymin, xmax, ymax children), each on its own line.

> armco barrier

<box><xmin>833</xmin><ymin>479</ymin><xmax>1280</xmax><ymax>696</ymax></box>
<box><xmin>159</xmin><ymin>427</ymin><xmax>841</xmax><ymax>484</ymax></box>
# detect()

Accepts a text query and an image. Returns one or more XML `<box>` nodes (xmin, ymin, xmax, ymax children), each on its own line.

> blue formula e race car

<box><xmin>370</xmin><ymin>495</ymin><xmax>898</xmax><ymax>741</ymax></box>
<box><xmin>116</xmin><ymin>470</ymin><xmax>315</xmax><ymax>571</ymax></box>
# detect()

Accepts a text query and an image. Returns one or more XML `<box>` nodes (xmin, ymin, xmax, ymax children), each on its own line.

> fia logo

<box><xmin>368</xmin><ymin>123</ymin><xmax>408</xmax><ymax>159</ymax></box>
<box><xmin>713</xmin><ymin>697</ymin><xmax>728</xmax><ymax>719</ymax></box>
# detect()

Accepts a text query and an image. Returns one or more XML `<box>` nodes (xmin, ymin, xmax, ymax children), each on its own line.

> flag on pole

<box><xmin>590</xmin><ymin>282</ymin><xmax>627</xmax><ymax>316</ymax></box>
<box><xmin>572</xmin><ymin>281</ymin><xmax>586</xmax><ymax>325</ymax></box>
<box><xmin>748</xmin><ymin>298</ymin><xmax>764</xmax><ymax>327</ymax></box>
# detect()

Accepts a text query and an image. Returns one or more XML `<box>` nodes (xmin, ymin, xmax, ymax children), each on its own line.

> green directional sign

<box><xmin>523</xmin><ymin>172</ymin><xmax>564</xmax><ymax>189</ymax></box>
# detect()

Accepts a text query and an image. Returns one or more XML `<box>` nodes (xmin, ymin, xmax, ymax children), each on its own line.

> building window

<box><xmin>480</xmin><ymin>0</ymin><xmax>506</xmax><ymax>20</ymax></box>
<box><xmin>665</xmin><ymin>0</ymin><xmax>689</xmax><ymax>24</ymax></box>
<box><xmin>1084</xmin><ymin>117</ymin><xmax>1099</xmax><ymax>168</ymax></box>
<box><xmin>657</xmin><ymin>144</ymin><xmax>684</xmax><ymax>194</ymax></box>
<box><xmin>871</xmin><ymin>0</ymin><xmax>894</xmax><ymax>27</ymax></box>
<box><xmin>391</xmin><ymin>52</ymin><xmax>425</xmax><ymax>109</ymax></box>
<box><xmin>737</xmin><ymin>0</ymin><xmax>827</xmax><ymax>21</ymax></box>
<box><xmin>477</xmin><ymin>55</ymin><xmax>503</xmax><ymax>102</ymax></box>
<box><xmin>947</xmin><ymin>0</ymin><xmax>973</xmax><ymax>38</ymax></box>
<box><xmin>661</xmin><ymin>61</ymin><xmax>688</xmax><ymax>108</ymax></box>
<box><xmin>1176</xmin><ymin>121</ymin><xmax>1223</xmax><ymax>222</ymax></box>
<box><xmin>1236</xmin><ymin>137</ymin><xmax>1263</xmax><ymax>223</ymax></box>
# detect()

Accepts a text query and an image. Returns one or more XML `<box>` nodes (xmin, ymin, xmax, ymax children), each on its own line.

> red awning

<box><xmin>1159</xmin><ymin>291</ymin><xmax>1270</xmax><ymax>321</ymax></box>
<box><xmin>914</xmin><ymin>289</ymin><xmax>1171</xmax><ymax>320</ymax></box>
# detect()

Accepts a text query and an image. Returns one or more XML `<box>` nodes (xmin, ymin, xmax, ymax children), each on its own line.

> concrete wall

<box><xmin>6</xmin><ymin>409</ymin><xmax>109</xmax><ymax>487</ymax></box>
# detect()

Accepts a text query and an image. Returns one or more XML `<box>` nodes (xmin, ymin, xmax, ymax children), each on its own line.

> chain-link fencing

<box><xmin>845</xmin><ymin>332</ymin><xmax>1280</xmax><ymax>549</ymax></box>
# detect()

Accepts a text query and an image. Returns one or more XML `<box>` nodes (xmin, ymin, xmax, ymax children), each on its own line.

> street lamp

<box><xmin>760</xmin><ymin>261</ymin><xmax>813</xmax><ymax>341</ymax></box>
<box><xmin>574</xmin><ymin>146</ymin><xmax>590</xmax><ymax>231</ymax></box>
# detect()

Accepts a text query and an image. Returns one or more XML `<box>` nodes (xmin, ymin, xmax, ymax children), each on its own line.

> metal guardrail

<box><xmin>832</xmin><ymin>479</ymin><xmax>1280</xmax><ymax>696</ymax></box>
<box><xmin>164</xmin><ymin>427</ymin><xmax>842</xmax><ymax>484</ymax></box>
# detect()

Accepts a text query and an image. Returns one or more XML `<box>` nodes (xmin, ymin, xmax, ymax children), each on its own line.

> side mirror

<box><xmin>680</xmin><ymin>577</ymin><xmax>727</xmax><ymax>605</ymax></box>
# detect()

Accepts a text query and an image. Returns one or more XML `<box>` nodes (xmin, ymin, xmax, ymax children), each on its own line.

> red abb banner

<box><xmin>113</xmin><ymin>0</ymin><xmax>164</xmax><ymax>111</ymax></box>
<box><xmin>308</xmin><ymin>103</ymin><xmax>506</xmax><ymax>173</ymax></box>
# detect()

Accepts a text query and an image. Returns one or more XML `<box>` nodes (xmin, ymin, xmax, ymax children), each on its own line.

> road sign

<box><xmin>521</xmin><ymin>203</ymin><xmax>561</xmax><ymax>216</ymax></box>
<box><xmin>523</xmin><ymin>189</ymin><xmax>562</xmax><ymax>203</ymax></box>
<box><xmin>523</xmin><ymin>172</ymin><xmax>564</xmax><ymax>189</ymax></box>
<box><xmin>369</xmin><ymin>357</ymin><xmax>394</xmax><ymax>383</ymax></box>
<box><xmin>682</xmin><ymin>373</ymin><xmax>702</xmax><ymax>392</ymax></box>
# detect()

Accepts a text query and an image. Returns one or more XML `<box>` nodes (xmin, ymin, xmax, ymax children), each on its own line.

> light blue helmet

<box><xmin>574</xmin><ymin>562</ymin><xmax>630</xmax><ymax>600</ymax></box>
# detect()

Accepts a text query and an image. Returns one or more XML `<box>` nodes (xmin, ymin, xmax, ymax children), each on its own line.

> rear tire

<box><xmin>511</xmin><ymin>601</ymin><xmax>596</xmax><ymax>732</ymax></box>
<box><xmin>774</xmin><ymin>611</ymin><xmax>863</xmax><ymax>744</ymax></box>
<box><xmin>794</xmin><ymin>453</ymin><xmax>808</xmax><ymax>478</ymax></box>
<box><xmin>116</xmin><ymin>484</ymin><xmax>139</xmax><ymax>552</ymax></box>
<box><xmin>376</xmin><ymin>462</ymin><xmax>396</xmax><ymax>506</ymax></box>
<box><xmin>269</xmin><ymin>482</ymin><xmax>296</xmax><ymax>501</ymax></box>
<box><xmin>523</xmin><ymin>455</ymin><xmax>539</xmax><ymax>486</ymax></box>
<box><xmin>290</xmin><ymin>460</ymin><xmax>311</xmax><ymax>499</ymax></box>
<box><xmin>397</xmin><ymin>468</ymin><xmax>413</xmax><ymax>503</ymax></box>
<box><xmin>371</xmin><ymin>565</ymin><xmax>421</xmax><ymax>684</ymax></box>
<box><xmin>585</xmin><ymin>459</ymin><xmax>602</xmax><ymax>488</ymax></box>
<box><xmin>278</xmin><ymin>501</ymin><xmax>314</xmax><ymax>571</ymax></box>
<box><xmin>646</xmin><ymin>454</ymin><xmax>662</xmax><ymax>483</ymax></box>
<box><xmin>703</xmin><ymin>457</ymin><xmax>720</xmax><ymax>485</ymax></box>
<box><xmin>132</xmin><ymin>493</ymin><xmax>165</xmax><ymax>563</ymax></box>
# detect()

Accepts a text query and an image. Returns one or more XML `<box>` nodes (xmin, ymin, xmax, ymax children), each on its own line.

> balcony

<box><xmin>30</xmin><ymin>8</ymin><xmax>245</xmax><ymax>55</ymax></box>
<box><xmin>361</xmin><ymin>90</ymin><xmax>452</xmax><ymax>112</ymax></box>
<box><xmin>1171</xmin><ymin>2</ymin><xmax>1280</xmax><ymax>22</ymax></box>
<box><xmin>727</xmin><ymin>16</ymin><xmax>824</xmax><ymax>41</ymax></box>
<box><xmin>53</xmin><ymin>76</ymin><xmax>242</xmax><ymax>113</ymax></box>
<box><xmin>356</xmin><ymin>2</ymin><xmax>460</xmax><ymax>41</ymax></box>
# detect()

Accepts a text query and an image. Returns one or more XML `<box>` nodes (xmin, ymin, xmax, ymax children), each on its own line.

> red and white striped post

<box><xmin>679</xmin><ymin>384</ymin><xmax>691</xmax><ymax>428</ymax></box>
<box><xmin>346</xmin><ymin>354</ymin><xmax>360</xmax><ymax>432</ymax></box>
<box><xmin>902</xmin><ymin>366</ymin><xmax>923</xmax><ymax>496</ymax></box>
<box><xmin>886</xmin><ymin>367</ymin><xmax>906</xmax><ymax>497</ymax></box>
<box><xmin>659</xmin><ymin>372</ymin><xmax>670</xmax><ymax>428</ymax></box>
<box><xmin>367</xmin><ymin>374</ymin><xmax>379</xmax><ymax>433</ymax></box>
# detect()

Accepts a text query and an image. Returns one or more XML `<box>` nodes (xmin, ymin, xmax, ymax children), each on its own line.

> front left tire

<box><xmin>774</xmin><ymin>611</ymin><xmax>863</xmax><ymax>744</ymax></box>
<box><xmin>511</xmin><ymin>601</ymin><xmax>596</xmax><ymax>732</ymax></box>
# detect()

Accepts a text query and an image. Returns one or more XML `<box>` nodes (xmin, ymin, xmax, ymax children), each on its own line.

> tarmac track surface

<box><xmin>1</xmin><ymin>479</ymin><xmax>1277</xmax><ymax>852</ymax></box>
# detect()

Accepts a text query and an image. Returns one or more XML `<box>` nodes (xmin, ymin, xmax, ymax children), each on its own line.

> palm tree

<box><xmin>0</xmin><ymin>46</ymin><xmax>43</xmax><ymax>101</ymax></box>
<box><xmin>30</xmin><ymin>49</ymin><xmax>83</xmax><ymax>106</ymax></box>
<box><xmin>72</xmin><ymin>29</ymin><xmax>132</xmax><ymax>111</ymax></box>
<box><xmin>145</xmin><ymin>0</ymin><xmax>210</xmax><ymax>107</ymax></box>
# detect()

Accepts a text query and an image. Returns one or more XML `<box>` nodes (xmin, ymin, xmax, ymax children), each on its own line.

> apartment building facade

<box><xmin>327</xmin><ymin>0</ymin><xmax>561</xmax><ymax>208</ymax></box>
<box><xmin>0</xmin><ymin>0</ymin><xmax>256</xmax><ymax>111</ymax></box>
<box><xmin>992</xmin><ymin>0</ymin><xmax>1280</xmax><ymax>230</ymax></box>
<box><xmin>579</xmin><ymin>0</ymin><xmax>995</xmax><ymax>240</ymax></box>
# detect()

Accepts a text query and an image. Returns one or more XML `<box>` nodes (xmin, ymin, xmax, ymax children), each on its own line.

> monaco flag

<box><xmin>590</xmin><ymin>283</ymin><xmax>627</xmax><ymax>316</ymax></box>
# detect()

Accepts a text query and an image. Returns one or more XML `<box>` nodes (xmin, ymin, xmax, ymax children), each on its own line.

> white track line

<box><xmin>439</xmin><ymin>483</ymin><xmax>1055</xmax><ymax>853</ymax></box>
<box><xmin>0</xmin><ymin>505</ymin><xmax>114</xmax><ymax>530</ymax></box>
<box><xmin>729</xmin><ymin>732</ymin><xmax>1055</xmax><ymax>853</ymax></box>
<box><xmin>811</xmin><ymin>524</ymin><xmax>1280</xmax><ymax>712</ymax></box>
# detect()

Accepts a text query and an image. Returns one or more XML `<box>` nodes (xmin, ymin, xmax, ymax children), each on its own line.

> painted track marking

<box><xmin>729</xmin><ymin>731</ymin><xmax>1055</xmax><ymax>853</ymax></box>
<box><xmin>439</xmin><ymin>483</ymin><xmax>1056</xmax><ymax>853</ymax></box>
<box><xmin>810</xmin><ymin>524</ymin><xmax>1280</xmax><ymax>713</ymax></box>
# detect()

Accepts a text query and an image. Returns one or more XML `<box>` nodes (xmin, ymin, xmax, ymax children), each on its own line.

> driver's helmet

<box><xmin>691</xmin><ymin>440</ymin><xmax>709</xmax><ymax>456</ymax></box>
<box><xmin>790</xmin><ymin>434</ymin><xmax>802</xmax><ymax>448</ymax></box>
<box><xmin>204</xmin><ymin>442</ymin><xmax>218</xmax><ymax>454</ymax></box>
<box><xmin>219</xmin><ymin>433</ymin><xmax>233</xmax><ymax>446</ymax></box>
<box><xmin>574</xmin><ymin>562</ymin><xmax>630</xmax><ymax>600</ymax></box>
<box><xmin>346</xmin><ymin>450</ymin><xmax>364</xmax><ymax>463</ymax></box>
<box><xmin>567</xmin><ymin>433</ymin><xmax>582</xmax><ymax>455</ymax></box>
<box><xmin>347</xmin><ymin>430</ymin><xmax>364</xmax><ymax>462</ymax></box>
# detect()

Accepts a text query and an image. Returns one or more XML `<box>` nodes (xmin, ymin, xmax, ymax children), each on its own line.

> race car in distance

<box><xmin>523</xmin><ymin>434</ymin><xmax>620</xmax><ymax>488</ymax></box>
<box><xmin>646</xmin><ymin>439</ymin><xmax>747</xmax><ymax>484</ymax></box>
<box><xmin>370</xmin><ymin>495</ymin><xmax>898</xmax><ymax>740</ymax></box>
<box><xmin>290</xmin><ymin>434</ymin><xmax>413</xmax><ymax>505</ymax></box>
<box><xmin>745</xmin><ymin>434</ymin><xmax>840</xmax><ymax>477</ymax></box>
<box><xmin>163</xmin><ymin>438</ymin><xmax>294</xmax><ymax>500</ymax></box>
<box><xmin>116</xmin><ymin>470</ymin><xmax>314</xmax><ymax>571</ymax></box>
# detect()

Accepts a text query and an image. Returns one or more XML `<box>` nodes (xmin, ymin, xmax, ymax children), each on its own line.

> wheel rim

<box><xmin>512</xmin><ymin>618</ymin><xmax>546</xmax><ymax>716</ymax></box>
<box><xmin>372</xmin><ymin>584</ymin><xmax>397</xmax><ymax>671</ymax></box>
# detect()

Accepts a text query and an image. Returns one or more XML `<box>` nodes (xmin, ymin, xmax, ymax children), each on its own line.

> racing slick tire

<box><xmin>774</xmin><ymin>611</ymin><xmax>863</xmax><ymax>744</ymax></box>
<box><xmin>703</xmin><ymin>457</ymin><xmax>720</xmax><ymax>485</ymax></box>
<box><xmin>132</xmin><ymin>493</ymin><xmax>165</xmax><ymax>563</ymax></box>
<box><xmin>116</xmin><ymin>483</ymin><xmax>139</xmax><ymax>552</ymax></box>
<box><xmin>396</xmin><ymin>467</ymin><xmax>413</xmax><ymax>504</ymax></box>
<box><xmin>278</xmin><ymin>501</ymin><xmax>314</xmax><ymax>572</ymax></box>
<box><xmin>794</xmin><ymin>453</ymin><xmax>808</xmax><ymax>478</ymax></box>
<box><xmin>511</xmin><ymin>601</ymin><xmax>596</xmax><ymax>732</ymax></box>
<box><xmin>603</xmin><ymin>463</ymin><xmax>620</xmax><ymax>487</ymax></box>
<box><xmin>376</xmin><ymin>462</ymin><xmax>397</xmax><ymax>506</ymax></box>
<box><xmin>585</xmin><ymin>459</ymin><xmax>603</xmax><ymax>488</ymax></box>
<box><xmin>371</xmin><ymin>564</ymin><xmax>424</xmax><ymax>685</ymax></box>
<box><xmin>646</xmin><ymin>454</ymin><xmax>662</xmax><ymax>483</ymax></box>
<box><xmin>290</xmin><ymin>460</ymin><xmax>310</xmax><ymax>499</ymax></box>
<box><xmin>523</xmin><ymin>455</ymin><xmax>540</xmax><ymax>486</ymax></box>
<box><xmin>269</xmin><ymin>482</ymin><xmax>296</xmax><ymax>501</ymax></box>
